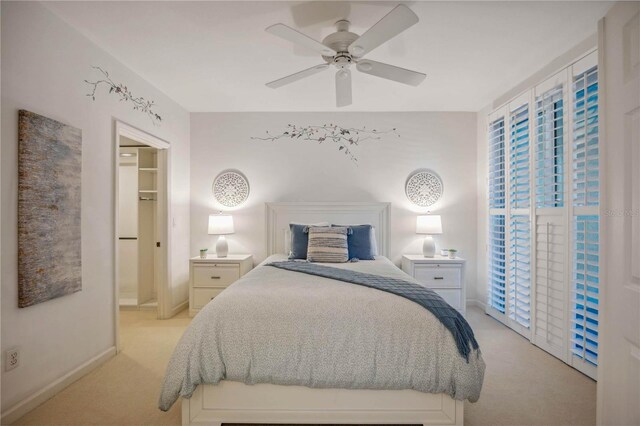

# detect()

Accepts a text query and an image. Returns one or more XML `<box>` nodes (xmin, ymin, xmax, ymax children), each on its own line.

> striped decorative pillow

<box><xmin>306</xmin><ymin>226</ymin><xmax>349</xmax><ymax>263</ymax></box>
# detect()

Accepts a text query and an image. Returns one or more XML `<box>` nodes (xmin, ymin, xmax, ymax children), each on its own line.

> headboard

<box><xmin>265</xmin><ymin>202</ymin><xmax>391</xmax><ymax>257</ymax></box>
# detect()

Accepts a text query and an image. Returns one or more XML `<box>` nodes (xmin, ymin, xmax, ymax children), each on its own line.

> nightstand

<box><xmin>189</xmin><ymin>254</ymin><xmax>253</xmax><ymax>317</ymax></box>
<box><xmin>401</xmin><ymin>254</ymin><xmax>466</xmax><ymax>315</ymax></box>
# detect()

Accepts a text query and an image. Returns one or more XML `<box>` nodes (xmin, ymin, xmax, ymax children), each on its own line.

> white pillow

<box><xmin>370</xmin><ymin>226</ymin><xmax>378</xmax><ymax>256</ymax></box>
<box><xmin>284</xmin><ymin>228</ymin><xmax>291</xmax><ymax>255</ymax></box>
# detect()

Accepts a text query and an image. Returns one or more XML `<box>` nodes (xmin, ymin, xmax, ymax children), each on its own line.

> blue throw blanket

<box><xmin>267</xmin><ymin>261</ymin><xmax>479</xmax><ymax>361</ymax></box>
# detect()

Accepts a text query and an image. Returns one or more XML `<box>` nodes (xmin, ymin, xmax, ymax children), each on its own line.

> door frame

<box><xmin>114</xmin><ymin>120</ymin><xmax>172</xmax><ymax>352</ymax></box>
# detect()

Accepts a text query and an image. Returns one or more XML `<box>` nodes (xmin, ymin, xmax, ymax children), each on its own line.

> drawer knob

<box><xmin>210</xmin><ymin>276</ymin><xmax>221</xmax><ymax>279</ymax></box>
<box><xmin>434</xmin><ymin>276</ymin><xmax>444</xmax><ymax>280</ymax></box>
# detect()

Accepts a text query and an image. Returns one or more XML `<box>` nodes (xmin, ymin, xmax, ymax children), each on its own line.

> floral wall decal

<box><xmin>251</xmin><ymin>124</ymin><xmax>399</xmax><ymax>162</ymax></box>
<box><xmin>84</xmin><ymin>66</ymin><xmax>162</xmax><ymax>124</ymax></box>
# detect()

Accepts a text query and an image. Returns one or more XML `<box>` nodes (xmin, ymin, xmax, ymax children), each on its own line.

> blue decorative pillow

<box><xmin>332</xmin><ymin>224</ymin><xmax>376</xmax><ymax>260</ymax></box>
<box><xmin>289</xmin><ymin>223</ymin><xmax>329</xmax><ymax>259</ymax></box>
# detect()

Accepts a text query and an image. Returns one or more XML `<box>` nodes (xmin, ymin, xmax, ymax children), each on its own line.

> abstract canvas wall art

<box><xmin>18</xmin><ymin>110</ymin><xmax>82</xmax><ymax>308</ymax></box>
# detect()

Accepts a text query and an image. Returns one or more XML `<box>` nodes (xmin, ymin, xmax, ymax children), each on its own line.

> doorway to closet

<box><xmin>118</xmin><ymin>142</ymin><xmax>161</xmax><ymax>310</ymax></box>
<box><xmin>114</xmin><ymin>121</ymin><xmax>171</xmax><ymax>351</ymax></box>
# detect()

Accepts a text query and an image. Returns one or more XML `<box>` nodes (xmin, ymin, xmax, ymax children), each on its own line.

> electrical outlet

<box><xmin>5</xmin><ymin>348</ymin><xmax>20</xmax><ymax>371</ymax></box>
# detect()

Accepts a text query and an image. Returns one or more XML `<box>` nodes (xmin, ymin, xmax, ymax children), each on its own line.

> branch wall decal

<box><xmin>251</xmin><ymin>124</ymin><xmax>399</xmax><ymax>162</ymax></box>
<box><xmin>84</xmin><ymin>66</ymin><xmax>162</xmax><ymax>124</ymax></box>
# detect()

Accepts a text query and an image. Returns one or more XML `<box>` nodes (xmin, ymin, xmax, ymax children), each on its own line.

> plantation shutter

<box><xmin>509</xmin><ymin>215</ymin><xmax>531</xmax><ymax>330</ymax></box>
<box><xmin>571</xmin><ymin>64</ymin><xmax>599</xmax><ymax>207</ymax></box>
<box><xmin>535</xmin><ymin>84</ymin><xmax>565</xmax><ymax>209</ymax></box>
<box><xmin>486</xmin><ymin>54</ymin><xmax>601</xmax><ymax>379</ymax></box>
<box><xmin>488</xmin><ymin>117</ymin><xmax>506</xmax><ymax>210</ymax></box>
<box><xmin>533</xmin><ymin>214</ymin><xmax>567</xmax><ymax>360</ymax></box>
<box><xmin>487</xmin><ymin>114</ymin><xmax>507</xmax><ymax>317</ymax></box>
<box><xmin>532</xmin><ymin>72</ymin><xmax>569</xmax><ymax>362</ymax></box>
<box><xmin>509</xmin><ymin>104</ymin><xmax>531</xmax><ymax>210</ymax></box>
<box><xmin>488</xmin><ymin>215</ymin><xmax>507</xmax><ymax>314</ymax></box>
<box><xmin>569</xmin><ymin>54</ymin><xmax>599</xmax><ymax>379</ymax></box>
<box><xmin>507</xmin><ymin>98</ymin><xmax>532</xmax><ymax>335</ymax></box>
<box><xmin>571</xmin><ymin>215</ymin><xmax>599</xmax><ymax>376</ymax></box>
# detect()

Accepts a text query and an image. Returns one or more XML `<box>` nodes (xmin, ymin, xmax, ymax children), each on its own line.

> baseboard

<box><xmin>170</xmin><ymin>299</ymin><xmax>188</xmax><ymax>318</ymax></box>
<box><xmin>1</xmin><ymin>346</ymin><xmax>116</xmax><ymax>424</ymax></box>
<box><xmin>118</xmin><ymin>304</ymin><xmax>139</xmax><ymax>311</ymax></box>
<box><xmin>466</xmin><ymin>299</ymin><xmax>487</xmax><ymax>311</ymax></box>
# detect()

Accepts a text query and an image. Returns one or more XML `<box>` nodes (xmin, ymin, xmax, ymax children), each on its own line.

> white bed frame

<box><xmin>182</xmin><ymin>202</ymin><xmax>463</xmax><ymax>426</ymax></box>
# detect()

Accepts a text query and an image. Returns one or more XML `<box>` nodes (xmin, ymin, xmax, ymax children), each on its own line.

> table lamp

<box><xmin>416</xmin><ymin>214</ymin><xmax>442</xmax><ymax>257</ymax></box>
<box><xmin>208</xmin><ymin>213</ymin><xmax>234</xmax><ymax>258</ymax></box>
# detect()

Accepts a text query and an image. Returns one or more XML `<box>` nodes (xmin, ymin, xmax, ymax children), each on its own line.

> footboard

<box><xmin>182</xmin><ymin>381</ymin><xmax>463</xmax><ymax>426</ymax></box>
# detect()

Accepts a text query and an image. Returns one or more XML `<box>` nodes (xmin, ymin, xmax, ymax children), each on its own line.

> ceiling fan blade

<box><xmin>356</xmin><ymin>60</ymin><xmax>425</xmax><ymax>86</ymax></box>
<box><xmin>335</xmin><ymin>69</ymin><xmax>352</xmax><ymax>107</ymax></box>
<box><xmin>348</xmin><ymin>5</ymin><xmax>419</xmax><ymax>57</ymax></box>
<box><xmin>266</xmin><ymin>24</ymin><xmax>336</xmax><ymax>57</ymax></box>
<box><xmin>266</xmin><ymin>64</ymin><xmax>329</xmax><ymax>89</ymax></box>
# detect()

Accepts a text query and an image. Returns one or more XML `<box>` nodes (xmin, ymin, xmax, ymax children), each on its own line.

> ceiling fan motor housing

<box><xmin>321</xmin><ymin>20</ymin><xmax>361</xmax><ymax>66</ymax></box>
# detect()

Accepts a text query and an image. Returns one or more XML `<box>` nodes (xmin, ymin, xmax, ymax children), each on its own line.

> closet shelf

<box><xmin>139</xmin><ymin>168</ymin><xmax>158</xmax><ymax>172</ymax></box>
<box><xmin>139</xmin><ymin>190</ymin><xmax>157</xmax><ymax>193</ymax></box>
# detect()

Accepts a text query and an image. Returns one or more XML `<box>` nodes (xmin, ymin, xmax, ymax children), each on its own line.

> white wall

<box><xmin>190</xmin><ymin>112</ymin><xmax>479</xmax><ymax>301</ymax></box>
<box><xmin>1</xmin><ymin>1</ymin><xmax>190</xmax><ymax>415</ymax></box>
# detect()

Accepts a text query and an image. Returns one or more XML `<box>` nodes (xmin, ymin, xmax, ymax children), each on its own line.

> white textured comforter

<box><xmin>159</xmin><ymin>255</ymin><xmax>485</xmax><ymax>410</ymax></box>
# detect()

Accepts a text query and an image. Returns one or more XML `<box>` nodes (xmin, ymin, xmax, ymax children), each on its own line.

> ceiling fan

<box><xmin>265</xmin><ymin>4</ymin><xmax>426</xmax><ymax>107</ymax></box>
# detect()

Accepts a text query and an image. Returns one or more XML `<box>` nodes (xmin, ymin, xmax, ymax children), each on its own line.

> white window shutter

<box><xmin>570</xmin><ymin>215</ymin><xmax>599</xmax><ymax>378</ymax></box>
<box><xmin>509</xmin><ymin>215</ymin><xmax>531</xmax><ymax>330</ymax></box>
<box><xmin>487</xmin><ymin>114</ymin><xmax>507</xmax><ymax>318</ymax></box>
<box><xmin>535</xmin><ymin>84</ymin><xmax>566</xmax><ymax>209</ymax></box>
<box><xmin>486</xmin><ymin>55</ymin><xmax>600</xmax><ymax>380</ymax></box>
<box><xmin>533</xmin><ymin>214</ymin><xmax>568</xmax><ymax>361</ymax></box>
<box><xmin>509</xmin><ymin>104</ymin><xmax>531</xmax><ymax>210</ymax></box>
<box><xmin>572</xmin><ymin>65</ymin><xmax>599</xmax><ymax>207</ymax></box>
<box><xmin>569</xmin><ymin>57</ymin><xmax>600</xmax><ymax>379</ymax></box>
<box><xmin>488</xmin><ymin>117</ymin><xmax>506</xmax><ymax>210</ymax></box>
<box><xmin>507</xmin><ymin>99</ymin><xmax>532</xmax><ymax>336</ymax></box>
<box><xmin>531</xmin><ymin>74</ymin><xmax>569</xmax><ymax>362</ymax></box>
<box><xmin>488</xmin><ymin>214</ymin><xmax>507</xmax><ymax>314</ymax></box>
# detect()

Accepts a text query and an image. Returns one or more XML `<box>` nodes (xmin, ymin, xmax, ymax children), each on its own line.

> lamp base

<box><xmin>216</xmin><ymin>235</ymin><xmax>229</xmax><ymax>258</ymax></box>
<box><xmin>423</xmin><ymin>235</ymin><xmax>436</xmax><ymax>257</ymax></box>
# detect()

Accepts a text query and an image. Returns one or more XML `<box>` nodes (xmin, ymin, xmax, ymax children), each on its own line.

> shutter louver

<box><xmin>489</xmin><ymin>118</ymin><xmax>506</xmax><ymax>209</ymax></box>
<box><xmin>509</xmin><ymin>216</ymin><xmax>531</xmax><ymax>328</ymax></box>
<box><xmin>488</xmin><ymin>114</ymin><xmax>507</xmax><ymax>317</ymax></box>
<box><xmin>570</xmin><ymin>62</ymin><xmax>599</xmax><ymax>379</ymax></box>
<box><xmin>572</xmin><ymin>66</ymin><xmax>599</xmax><ymax>207</ymax></box>
<box><xmin>535</xmin><ymin>85</ymin><xmax>565</xmax><ymax>208</ymax></box>
<box><xmin>534</xmin><ymin>214</ymin><xmax>567</xmax><ymax>361</ymax></box>
<box><xmin>510</xmin><ymin>104</ymin><xmax>530</xmax><ymax>209</ymax></box>
<box><xmin>488</xmin><ymin>215</ymin><xmax>506</xmax><ymax>314</ymax></box>
<box><xmin>571</xmin><ymin>215</ymin><xmax>599</xmax><ymax>368</ymax></box>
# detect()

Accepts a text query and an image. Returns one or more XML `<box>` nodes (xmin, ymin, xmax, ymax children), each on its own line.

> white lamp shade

<box><xmin>208</xmin><ymin>214</ymin><xmax>234</xmax><ymax>235</ymax></box>
<box><xmin>416</xmin><ymin>215</ymin><xmax>442</xmax><ymax>235</ymax></box>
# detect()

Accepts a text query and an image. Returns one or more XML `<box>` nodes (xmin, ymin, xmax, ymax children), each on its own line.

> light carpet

<box><xmin>12</xmin><ymin>307</ymin><xmax>596</xmax><ymax>426</ymax></box>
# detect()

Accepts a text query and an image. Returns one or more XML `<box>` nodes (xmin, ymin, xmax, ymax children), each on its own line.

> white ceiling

<box><xmin>46</xmin><ymin>1</ymin><xmax>612</xmax><ymax>112</ymax></box>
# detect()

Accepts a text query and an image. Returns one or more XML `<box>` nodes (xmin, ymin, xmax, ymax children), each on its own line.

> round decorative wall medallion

<box><xmin>212</xmin><ymin>170</ymin><xmax>250</xmax><ymax>207</ymax></box>
<box><xmin>405</xmin><ymin>169</ymin><xmax>444</xmax><ymax>207</ymax></box>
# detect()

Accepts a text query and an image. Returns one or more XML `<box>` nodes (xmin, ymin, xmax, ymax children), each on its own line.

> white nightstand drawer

<box><xmin>414</xmin><ymin>266</ymin><xmax>461</xmax><ymax>288</ymax></box>
<box><xmin>193</xmin><ymin>264</ymin><xmax>240</xmax><ymax>287</ymax></box>
<box><xmin>402</xmin><ymin>255</ymin><xmax>466</xmax><ymax>315</ymax></box>
<box><xmin>192</xmin><ymin>287</ymin><xmax>225</xmax><ymax>309</ymax></box>
<box><xmin>190</xmin><ymin>255</ymin><xmax>253</xmax><ymax>317</ymax></box>
<box><xmin>434</xmin><ymin>289</ymin><xmax>463</xmax><ymax>310</ymax></box>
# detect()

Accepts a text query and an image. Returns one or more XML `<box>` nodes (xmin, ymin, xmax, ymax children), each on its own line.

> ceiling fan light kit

<box><xmin>265</xmin><ymin>4</ymin><xmax>426</xmax><ymax>108</ymax></box>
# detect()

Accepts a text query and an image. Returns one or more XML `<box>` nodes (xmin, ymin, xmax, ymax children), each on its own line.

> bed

<box><xmin>161</xmin><ymin>202</ymin><xmax>485</xmax><ymax>425</ymax></box>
